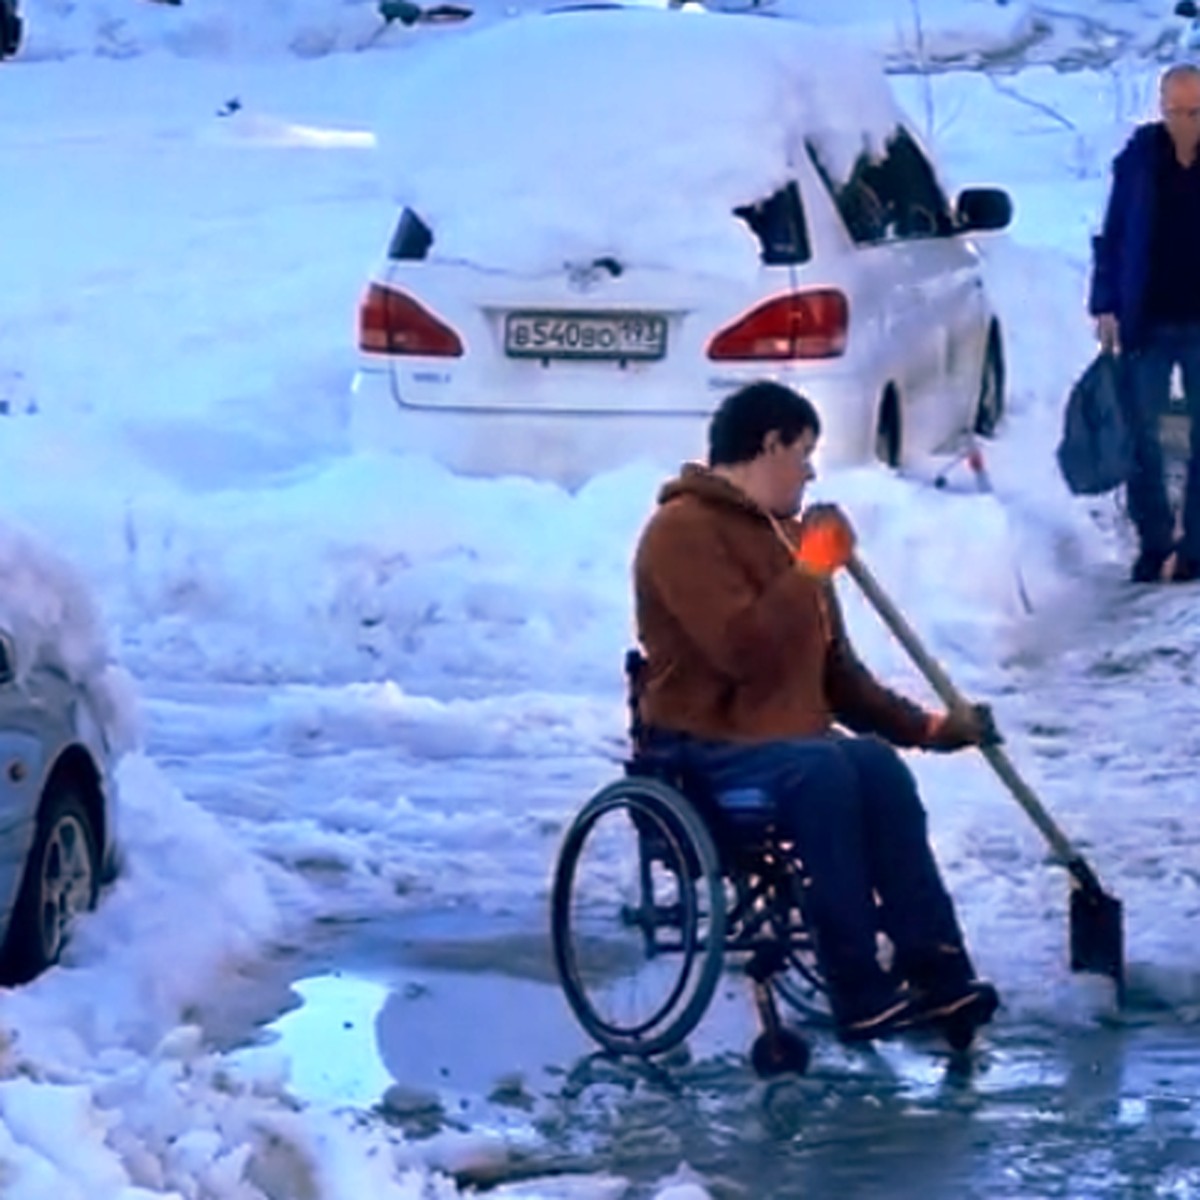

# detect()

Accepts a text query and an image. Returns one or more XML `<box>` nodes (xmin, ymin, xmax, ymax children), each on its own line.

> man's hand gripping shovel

<box><xmin>792</xmin><ymin>504</ymin><xmax>1126</xmax><ymax>1004</ymax></box>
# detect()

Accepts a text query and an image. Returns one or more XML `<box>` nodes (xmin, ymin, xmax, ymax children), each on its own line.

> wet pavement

<box><xmin>199</xmin><ymin>908</ymin><xmax>1200</xmax><ymax>1199</ymax></box>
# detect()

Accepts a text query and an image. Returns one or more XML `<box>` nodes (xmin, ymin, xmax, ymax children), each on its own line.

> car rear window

<box><xmin>807</xmin><ymin>129</ymin><xmax>953</xmax><ymax>245</ymax></box>
<box><xmin>734</xmin><ymin>183</ymin><xmax>811</xmax><ymax>266</ymax></box>
<box><xmin>387</xmin><ymin>208</ymin><xmax>434</xmax><ymax>261</ymax></box>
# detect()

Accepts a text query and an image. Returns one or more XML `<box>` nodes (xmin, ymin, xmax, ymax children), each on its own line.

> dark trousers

<box><xmin>1123</xmin><ymin>322</ymin><xmax>1200</xmax><ymax>559</ymax></box>
<box><xmin>655</xmin><ymin>731</ymin><xmax>971</xmax><ymax>1013</ymax></box>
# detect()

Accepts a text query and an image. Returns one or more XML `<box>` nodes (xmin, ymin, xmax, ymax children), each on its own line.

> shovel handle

<box><xmin>845</xmin><ymin>554</ymin><xmax>1078</xmax><ymax>865</ymax></box>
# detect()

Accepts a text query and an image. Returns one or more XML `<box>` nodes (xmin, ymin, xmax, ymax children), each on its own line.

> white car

<box><xmin>351</xmin><ymin>4</ymin><xmax>1012</xmax><ymax>486</ymax></box>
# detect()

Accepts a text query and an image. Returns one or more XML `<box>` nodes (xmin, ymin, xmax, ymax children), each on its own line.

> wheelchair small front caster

<box><xmin>750</xmin><ymin>1029</ymin><xmax>810</xmax><ymax>1077</ymax></box>
<box><xmin>941</xmin><ymin>1014</ymin><xmax>976</xmax><ymax>1054</ymax></box>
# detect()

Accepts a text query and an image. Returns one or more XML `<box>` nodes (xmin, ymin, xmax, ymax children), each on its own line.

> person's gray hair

<box><xmin>1161</xmin><ymin>62</ymin><xmax>1200</xmax><ymax>93</ymax></box>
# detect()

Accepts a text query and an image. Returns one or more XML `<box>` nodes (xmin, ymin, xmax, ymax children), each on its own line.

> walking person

<box><xmin>1090</xmin><ymin>62</ymin><xmax>1200</xmax><ymax>582</ymax></box>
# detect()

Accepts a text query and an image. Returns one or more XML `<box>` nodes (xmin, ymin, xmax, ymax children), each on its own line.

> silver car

<box><xmin>0</xmin><ymin>626</ymin><xmax>119</xmax><ymax>983</ymax></box>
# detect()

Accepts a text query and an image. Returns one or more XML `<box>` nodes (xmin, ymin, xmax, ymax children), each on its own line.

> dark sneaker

<box><xmin>1131</xmin><ymin>547</ymin><xmax>1171</xmax><ymax>583</ymax></box>
<box><xmin>1172</xmin><ymin>553</ymin><xmax>1200</xmax><ymax>583</ymax></box>
<box><xmin>835</xmin><ymin>984</ymin><xmax>921</xmax><ymax>1044</ymax></box>
<box><xmin>912</xmin><ymin>979</ymin><xmax>999</xmax><ymax>1029</ymax></box>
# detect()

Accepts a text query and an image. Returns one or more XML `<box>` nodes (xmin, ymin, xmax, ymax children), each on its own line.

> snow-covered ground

<box><xmin>2</xmin><ymin>0</ymin><xmax>1200</xmax><ymax>1196</ymax></box>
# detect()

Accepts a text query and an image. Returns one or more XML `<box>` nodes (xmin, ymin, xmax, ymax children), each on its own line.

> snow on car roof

<box><xmin>379</xmin><ymin>6</ymin><xmax>905</xmax><ymax>279</ymax></box>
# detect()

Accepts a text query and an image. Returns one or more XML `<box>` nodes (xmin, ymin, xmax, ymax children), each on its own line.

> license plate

<box><xmin>504</xmin><ymin>311</ymin><xmax>667</xmax><ymax>360</ymax></box>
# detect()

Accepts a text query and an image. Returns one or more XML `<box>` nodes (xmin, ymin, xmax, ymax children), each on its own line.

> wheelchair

<box><xmin>550</xmin><ymin>652</ymin><xmax>835</xmax><ymax>1077</ymax></box>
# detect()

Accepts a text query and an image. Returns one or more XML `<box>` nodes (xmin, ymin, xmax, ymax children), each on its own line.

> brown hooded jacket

<box><xmin>633</xmin><ymin>464</ymin><xmax>933</xmax><ymax>746</ymax></box>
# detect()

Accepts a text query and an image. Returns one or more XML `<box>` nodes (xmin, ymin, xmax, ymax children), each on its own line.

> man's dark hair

<box><xmin>707</xmin><ymin>381</ymin><xmax>821</xmax><ymax>467</ymax></box>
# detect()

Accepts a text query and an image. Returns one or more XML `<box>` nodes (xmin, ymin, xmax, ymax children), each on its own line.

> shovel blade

<box><xmin>1070</xmin><ymin>883</ymin><xmax>1124</xmax><ymax>998</ymax></box>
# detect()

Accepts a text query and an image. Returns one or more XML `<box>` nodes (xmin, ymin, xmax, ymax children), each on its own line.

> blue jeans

<box><xmin>648</xmin><ymin>730</ymin><xmax>971</xmax><ymax>1014</ymax></box>
<box><xmin>1123</xmin><ymin>322</ymin><xmax>1200</xmax><ymax>559</ymax></box>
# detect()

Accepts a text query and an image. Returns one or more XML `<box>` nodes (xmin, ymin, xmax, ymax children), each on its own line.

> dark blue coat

<box><xmin>1088</xmin><ymin>123</ymin><xmax>1164</xmax><ymax>352</ymax></box>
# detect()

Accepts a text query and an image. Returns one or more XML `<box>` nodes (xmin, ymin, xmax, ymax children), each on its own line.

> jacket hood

<box><xmin>657</xmin><ymin>462</ymin><xmax>769</xmax><ymax>521</ymax></box>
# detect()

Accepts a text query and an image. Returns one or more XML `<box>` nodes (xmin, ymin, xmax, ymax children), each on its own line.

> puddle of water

<box><xmin>258</xmin><ymin>973</ymin><xmax>395</xmax><ymax>1108</ymax></box>
<box><xmin>258</xmin><ymin>962</ymin><xmax>597</xmax><ymax>1111</ymax></box>
<box><xmin>373</xmin><ymin>965</ymin><xmax>596</xmax><ymax>1098</ymax></box>
<box><xmin>213</xmin><ymin>913</ymin><xmax>1200</xmax><ymax>1197</ymax></box>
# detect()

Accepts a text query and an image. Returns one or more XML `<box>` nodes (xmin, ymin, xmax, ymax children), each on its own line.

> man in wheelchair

<box><xmin>632</xmin><ymin>380</ymin><xmax>999</xmax><ymax>1044</ymax></box>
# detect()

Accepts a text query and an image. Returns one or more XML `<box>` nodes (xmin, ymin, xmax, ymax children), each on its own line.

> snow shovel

<box><xmin>844</xmin><ymin>551</ymin><xmax>1125</xmax><ymax>1004</ymax></box>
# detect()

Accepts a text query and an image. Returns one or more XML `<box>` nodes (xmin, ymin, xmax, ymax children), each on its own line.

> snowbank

<box><xmin>707</xmin><ymin>0</ymin><xmax>1044</xmax><ymax>70</ymax></box>
<box><xmin>0</xmin><ymin>520</ymin><xmax>140</xmax><ymax>755</ymax></box>
<box><xmin>20</xmin><ymin>0</ymin><xmax>392</xmax><ymax>61</ymax></box>
<box><xmin>16</xmin><ymin>0</ymin><xmax>1051</xmax><ymax>68</ymax></box>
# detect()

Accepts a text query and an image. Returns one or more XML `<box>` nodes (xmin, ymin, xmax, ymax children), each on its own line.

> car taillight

<box><xmin>358</xmin><ymin>283</ymin><xmax>464</xmax><ymax>357</ymax></box>
<box><xmin>706</xmin><ymin>289</ymin><xmax>848</xmax><ymax>361</ymax></box>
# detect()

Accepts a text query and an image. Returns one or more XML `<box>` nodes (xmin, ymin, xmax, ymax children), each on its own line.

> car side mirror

<box><xmin>0</xmin><ymin>633</ymin><xmax>14</xmax><ymax>685</ymax></box>
<box><xmin>955</xmin><ymin>187</ymin><xmax>1013</xmax><ymax>233</ymax></box>
<box><xmin>1177</xmin><ymin>1</ymin><xmax>1198</xmax><ymax>20</ymax></box>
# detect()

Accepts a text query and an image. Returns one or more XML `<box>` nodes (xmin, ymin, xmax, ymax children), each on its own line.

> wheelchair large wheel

<box><xmin>551</xmin><ymin>776</ymin><xmax>726</xmax><ymax>1058</ymax></box>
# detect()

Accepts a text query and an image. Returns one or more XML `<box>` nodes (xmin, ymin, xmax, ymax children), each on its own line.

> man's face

<box><xmin>762</xmin><ymin>427</ymin><xmax>817</xmax><ymax>517</ymax></box>
<box><xmin>1161</xmin><ymin>72</ymin><xmax>1200</xmax><ymax>156</ymax></box>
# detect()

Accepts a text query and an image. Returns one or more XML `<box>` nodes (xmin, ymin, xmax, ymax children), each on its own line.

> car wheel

<box><xmin>973</xmin><ymin>331</ymin><xmax>1005</xmax><ymax>438</ymax></box>
<box><xmin>4</xmin><ymin>785</ymin><xmax>100</xmax><ymax>983</ymax></box>
<box><xmin>875</xmin><ymin>389</ymin><xmax>901</xmax><ymax>468</ymax></box>
<box><xmin>0</xmin><ymin>12</ymin><xmax>20</xmax><ymax>60</ymax></box>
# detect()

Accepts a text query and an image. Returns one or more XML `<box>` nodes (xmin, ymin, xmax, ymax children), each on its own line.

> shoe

<box><xmin>911</xmin><ymin>978</ymin><xmax>1000</xmax><ymax>1030</ymax></box>
<box><xmin>835</xmin><ymin>982</ymin><xmax>921</xmax><ymax>1044</ymax></box>
<box><xmin>1172</xmin><ymin>552</ymin><xmax>1200</xmax><ymax>583</ymax></box>
<box><xmin>1131</xmin><ymin>546</ymin><xmax>1171</xmax><ymax>583</ymax></box>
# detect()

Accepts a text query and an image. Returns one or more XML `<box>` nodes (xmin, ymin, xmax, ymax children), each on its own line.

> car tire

<box><xmin>0</xmin><ymin>12</ymin><xmax>20</xmax><ymax>60</ymax></box>
<box><xmin>973</xmin><ymin>331</ymin><xmax>1005</xmax><ymax>438</ymax></box>
<box><xmin>3</xmin><ymin>784</ymin><xmax>100</xmax><ymax>983</ymax></box>
<box><xmin>875</xmin><ymin>388</ymin><xmax>901</xmax><ymax>468</ymax></box>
